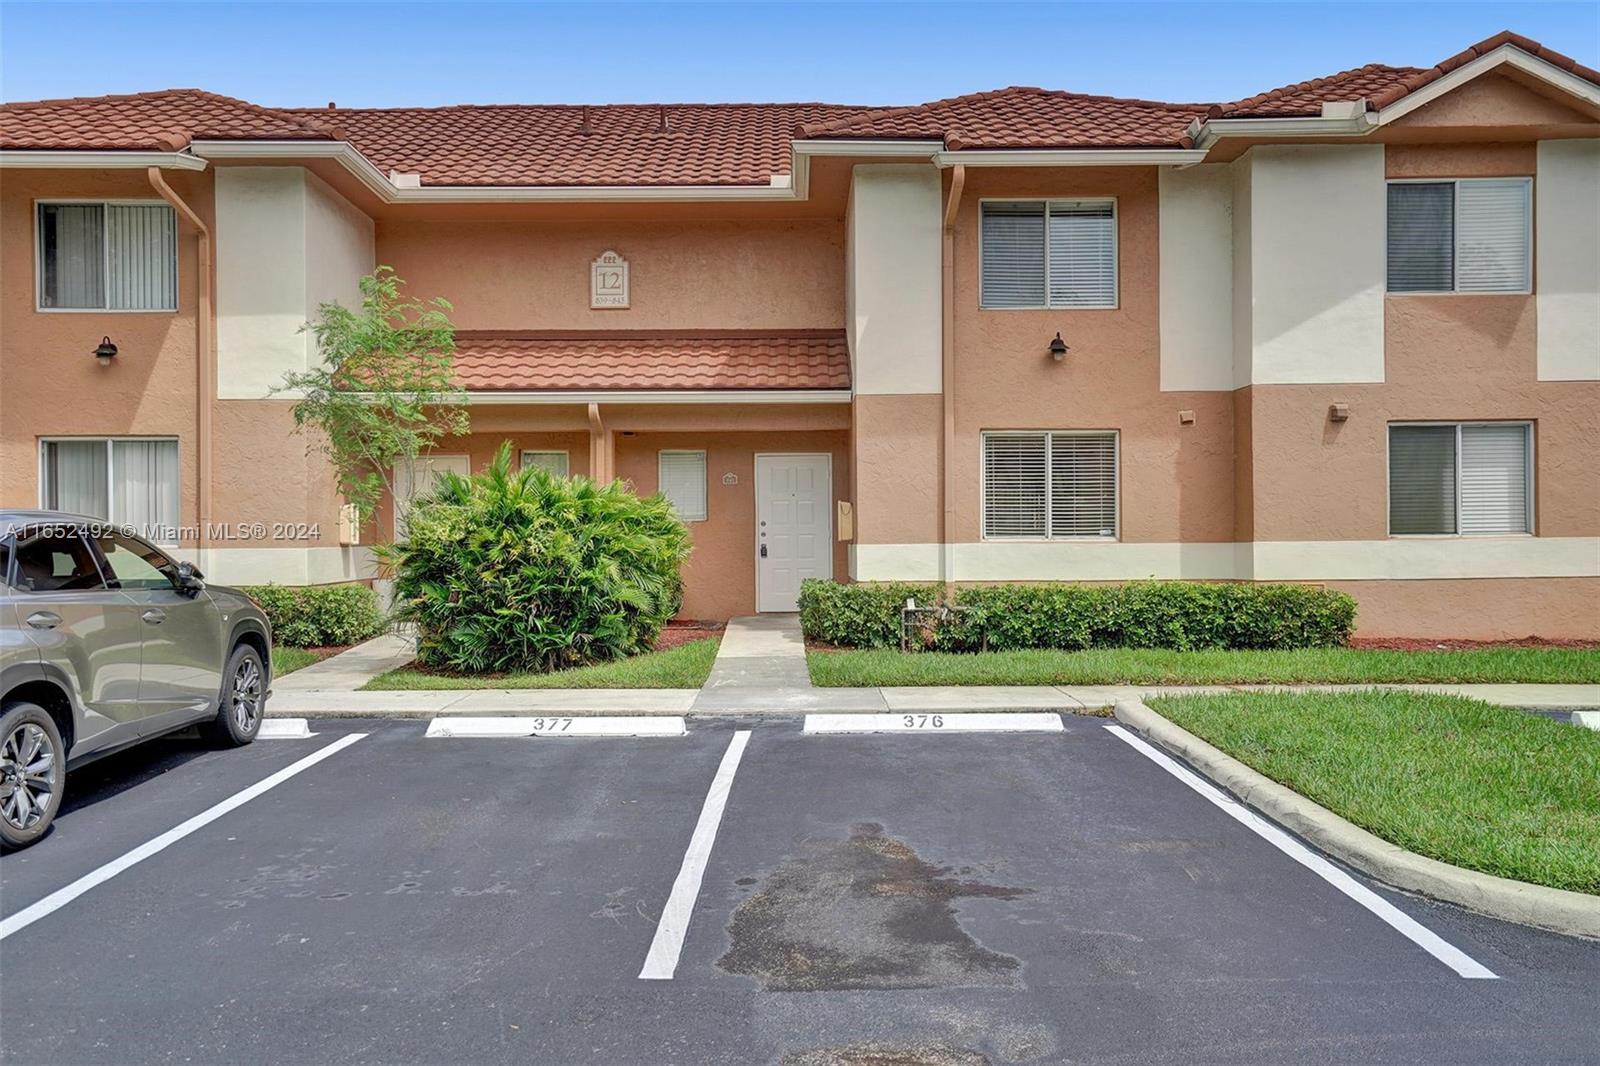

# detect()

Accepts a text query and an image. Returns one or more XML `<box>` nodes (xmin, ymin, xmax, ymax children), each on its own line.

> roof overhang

<box><xmin>464</xmin><ymin>389</ymin><xmax>853</xmax><ymax>405</ymax></box>
<box><xmin>0</xmin><ymin>149</ymin><xmax>208</xmax><ymax>170</ymax></box>
<box><xmin>933</xmin><ymin>147</ymin><xmax>1208</xmax><ymax>167</ymax></box>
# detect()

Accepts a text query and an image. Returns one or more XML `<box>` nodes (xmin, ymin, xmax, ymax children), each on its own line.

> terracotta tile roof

<box><xmin>1212</xmin><ymin>31</ymin><xmax>1599</xmax><ymax>118</ymax></box>
<box><xmin>452</xmin><ymin>330</ymin><xmax>850</xmax><ymax>392</ymax></box>
<box><xmin>0</xmin><ymin>88</ymin><xmax>331</xmax><ymax>151</ymax></box>
<box><xmin>280</xmin><ymin>103</ymin><xmax>874</xmax><ymax>186</ymax></box>
<box><xmin>1210</xmin><ymin>65</ymin><xmax>1424</xmax><ymax>118</ymax></box>
<box><xmin>797</xmin><ymin>86</ymin><xmax>1211</xmax><ymax>149</ymax></box>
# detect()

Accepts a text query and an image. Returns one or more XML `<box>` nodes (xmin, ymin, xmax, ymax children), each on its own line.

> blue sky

<box><xmin>1</xmin><ymin>2</ymin><xmax>1596</xmax><ymax>108</ymax></box>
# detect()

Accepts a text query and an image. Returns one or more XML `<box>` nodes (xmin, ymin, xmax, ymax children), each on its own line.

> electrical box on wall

<box><xmin>837</xmin><ymin>500</ymin><xmax>854</xmax><ymax>541</ymax></box>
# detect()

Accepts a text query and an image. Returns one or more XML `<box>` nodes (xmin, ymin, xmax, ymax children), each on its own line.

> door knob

<box><xmin>25</xmin><ymin>611</ymin><xmax>61</xmax><ymax>630</ymax></box>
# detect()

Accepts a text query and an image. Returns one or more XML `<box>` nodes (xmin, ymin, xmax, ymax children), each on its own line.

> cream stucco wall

<box><xmin>846</xmin><ymin>164</ymin><xmax>943</xmax><ymax>395</ymax></box>
<box><xmin>1535</xmin><ymin>138</ymin><xmax>1600</xmax><ymax>381</ymax></box>
<box><xmin>1247</xmin><ymin>145</ymin><xmax>1387</xmax><ymax>384</ymax></box>
<box><xmin>1158</xmin><ymin>163</ymin><xmax>1234</xmax><ymax>391</ymax></box>
<box><xmin>215</xmin><ymin>167</ymin><xmax>374</xmax><ymax>400</ymax></box>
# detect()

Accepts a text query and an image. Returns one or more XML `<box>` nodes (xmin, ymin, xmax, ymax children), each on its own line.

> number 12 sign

<box><xmin>591</xmin><ymin>249</ymin><xmax>630</xmax><ymax>308</ymax></box>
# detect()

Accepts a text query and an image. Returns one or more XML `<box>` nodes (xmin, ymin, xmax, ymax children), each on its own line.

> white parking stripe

<box><xmin>1105</xmin><ymin>725</ymin><xmax>1497</xmax><ymax>980</ymax></box>
<box><xmin>638</xmin><ymin>729</ymin><xmax>751</xmax><ymax>980</ymax></box>
<box><xmin>258</xmin><ymin>718</ymin><xmax>314</xmax><ymax>738</ymax></box>
<box><xmin>804</xmin><ymin>712</ymin><xmax>1064</xmax><ymax>734</ymax></box>
<box><xmin>0</xmin><ymin>733</ymin><xmax>366</xmax><ymax>942</ymax></box>
<box><xmin>425</xmin><ymin>716</ymin><xmax>685</xmax><ymax>738</ymax></box>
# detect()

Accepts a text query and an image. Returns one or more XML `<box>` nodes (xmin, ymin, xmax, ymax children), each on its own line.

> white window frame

<box><xmin>1384</xmin><ymin>178</ymin><xmax>1533</xmax><ymax>296</ymax></box>
<box><xmin>34</xmin><ymin>198</ymin><xmax>180</xmax><ymax>313</ymax></box>
<box><xmin>657</xmin><ymin>449</ymin><xmax>708</xmax><ymax>523</ymax></box>
<box><xmin>1385</xmin><ymin>421</ymin><xmax>1535</xmax><ymax>538</ymax></box>
<box><xmin>977</xmin><ymin>197</ymin><xmax>1120</xmax><ymax>310</ymax></box>
<box><xmin>37</xmin><ymin>436</ymin><xmax>182</xmax><ymax>543</ymax></box>
<box><xmin>980</xmin><ymin>429</ymin><xmax>1120</xmax><ymax>541</ymax></box>
<box><xmin>519</xmin><ymin>449</ymin><xmax>570</xmax><ymax>477</ymax></box>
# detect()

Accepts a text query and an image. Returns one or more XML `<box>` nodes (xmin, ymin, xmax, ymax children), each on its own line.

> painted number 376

<box><xmin>901</xmin><ymin>715</ymin><xmax>945</xmax><ymax>729</ymax></box>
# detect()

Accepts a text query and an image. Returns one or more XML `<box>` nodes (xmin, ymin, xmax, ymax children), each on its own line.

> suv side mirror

<box><xmin>176</xmin><ymin>561</ymin><xmax>206</xmax><ymax>596</ymax></box>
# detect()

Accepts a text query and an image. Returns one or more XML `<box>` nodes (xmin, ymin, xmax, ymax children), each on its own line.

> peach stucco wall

<box><xmin>375</xmin><ymin>218</ymin><xmax>844</xmax><ymax>331</ymax></box>
<box><xmin>0</xmin><ymin>169</ymin><xmax>211</xmax><ymax>536</ymax></box>
<box><xmin>947</xmin><ymin>167</ymin><xmax>1237</xmax><ymax>545</ymax></box>
<box><xmin>1329</xmin><ymin>578</ymin><xmax>1600</xmax><ymax>640</ymax></box>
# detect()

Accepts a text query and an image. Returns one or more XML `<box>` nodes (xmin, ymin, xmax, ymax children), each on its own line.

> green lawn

<box><xmin>364</xmin><ymin>637</ymin><xmax>720</xmax><ymax>690</ymax></box>
<box><xmin>806</xmin><ymin>646</ymin><xmax>1600</xmax><ymax>687</ymax></box>
<box><xmin>271</xmin><ymin>646</ymin><xmax>325</xmax><ymax>677</ymax></box>
<box><xmin>1149</xmin><ymin>690</ymin><xmax>1600</xmax><ymax>895</ymax></box>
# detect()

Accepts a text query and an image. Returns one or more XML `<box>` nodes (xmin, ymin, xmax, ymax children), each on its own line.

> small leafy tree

<box><xmin>277</xmin><ymin>267</ymin><xmax>468</xmax><ymax>528</ymax></box>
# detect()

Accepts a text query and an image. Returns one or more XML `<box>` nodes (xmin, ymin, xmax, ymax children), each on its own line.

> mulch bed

<box><xmin>654</xmin><ymin>620</ymin><xmax>725</xmax><ymax>651</ymax></box>
<box><xmin>1347</xmin><ymin>636</ymin><xmax>1600</xmax><ymax>651</ymax></box>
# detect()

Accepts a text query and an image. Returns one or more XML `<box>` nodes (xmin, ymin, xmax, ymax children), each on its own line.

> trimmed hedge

<box><xmin>798</xmin><ymin>579</ymin><xmax>1356</xmax><ymax>651</ymax></box>
<box><xmin>243</xmin><ymin>583</ymin><xmax>387</xmax><ymax>648</ymax></box>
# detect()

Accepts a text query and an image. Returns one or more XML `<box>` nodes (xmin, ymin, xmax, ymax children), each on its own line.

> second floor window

<box><xmin>1386</xmin><ymin>179</ymin><xmax>1531</xmax><ymax>294</ymax></box>
<box><xmin>980</xmin><ymin>200</ymin><xmax>1117</xmax><ymax>309</ymax></box>
<box><xmin>37</xmin><ymin>201</ymin><xmax>178</xmax><ymax>311</ymax></box>
<box><xmin>1389</xmin><ymin>422</ymin><xmax>1532</xmax><ymax>536</ymax></box>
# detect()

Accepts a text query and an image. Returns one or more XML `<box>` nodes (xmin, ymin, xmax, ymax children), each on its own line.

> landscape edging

<box><xmin>1112</xmin><ymin>698</ymin><xmax>1600</xmax><ymax>940</ymax></box>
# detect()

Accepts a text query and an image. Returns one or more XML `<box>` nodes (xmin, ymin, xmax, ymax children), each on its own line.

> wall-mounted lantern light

<box><xmin>93</xmin><ymin>336</ymin><xmax>118</xmax><ymax>366</ymax></box>
<box><xmin>1048</xmin><ymin>332</ymin><xmax>1069</xmax><ymax>362</ymax></box>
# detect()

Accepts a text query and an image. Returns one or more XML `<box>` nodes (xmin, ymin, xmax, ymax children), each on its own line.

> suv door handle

<box><xmin>141</xmin><ymin>609</ymin><xmax>167</xmax><ymax>625</ymax></box>
<box><xmin>25</xmin><ymin>611</ymin><xmax>61</xmax><ymax>630</ymax></box>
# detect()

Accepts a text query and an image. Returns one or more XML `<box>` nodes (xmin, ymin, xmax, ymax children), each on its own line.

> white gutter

<box><xmin>1188</xmin><ymin>113</ymin><xmax>1377</xmax><ymax>150</ymax></box>
<box><xmin>465</xmin><ymin>389</ymin><xmax>853</xmax><ymax>405</ymax></box>
<box><xmin>0</xmin><ymin>150</ymin><xmax>208</xmax><ymax>171</ymax></box>
<box><xmin>933</xmin><ymin>148</ymin><xmax>1209</xmax><ymax>167</ymax></box>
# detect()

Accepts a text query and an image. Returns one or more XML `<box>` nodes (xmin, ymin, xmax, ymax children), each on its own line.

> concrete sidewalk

<box><xmin>272</xmin><ymin>632</ymin><xmax>416</xmax><ymax>692</ymax></box>
<box><xmin>266</xmin><ymin>680</ymin><xmax>1600</xmax><ymax>717</ymax></box>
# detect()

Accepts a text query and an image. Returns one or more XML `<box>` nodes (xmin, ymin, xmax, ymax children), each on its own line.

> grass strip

<box><xmin>364</xmin><ymin>637</ymin><xmax>720</xmax><ymax>690</ymax></box>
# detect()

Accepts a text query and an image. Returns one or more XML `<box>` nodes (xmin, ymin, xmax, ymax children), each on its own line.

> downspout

<box><xmin>587</xmin><ymin>402</ymin><xmax>607</xmax><ymax>482</ymax></box>
<box><xmin>940</xmin><ymin>165</ymin><xmax>965</xmax><ymax>600</ymax></box>
<box><xmin>148</xmin><ymin>168</ymin><xmax>213</xmax><ymax>553</ymax></box>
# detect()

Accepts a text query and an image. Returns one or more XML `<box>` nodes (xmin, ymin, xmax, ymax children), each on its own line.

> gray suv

<box><xmin>0</xmin><ymin>512</ymin><xmax>272</xmax><ymax>850</ymax></box>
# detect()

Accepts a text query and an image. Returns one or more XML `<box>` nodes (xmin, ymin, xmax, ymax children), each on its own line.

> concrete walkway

<box><xmin>691</xmin><ymin>614</ymin><xmax>818</xmax><ymax>712</ymax></box>
<box><xmin>272</xmin><ymin>632</ymin><xmax>416</xmax><ymax>692</ymax></box>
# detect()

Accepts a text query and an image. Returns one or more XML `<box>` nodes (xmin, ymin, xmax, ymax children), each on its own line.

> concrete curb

<box><xmin>1113</xmin><ymin>698</ymin><xmax>1600</xmax><ymax>940</ymax></box>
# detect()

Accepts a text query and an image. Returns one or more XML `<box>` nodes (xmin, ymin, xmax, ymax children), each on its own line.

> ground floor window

<box><xmin>39</xmin><ymin>437</ymin><xmax>179</xmax><ymax>541</ymax></box>
<box><xmin>520</xmin><ymin>450</ymin><xmax>570</xmax><ymax>477</ymax></box>
<box><xmin>1389</xmin><ymin>422</ymin><xmax>1532</xmax><ymax>535</ymax></box>
<box><xmin>982</xmin><ymin>430</ymin><xmax>1118</xmax><ymax>539</ymax></box>
<box><xmin>658</xmin><ymin>450</ymin><xmax>707</xmax><ymax>522</ymax></box>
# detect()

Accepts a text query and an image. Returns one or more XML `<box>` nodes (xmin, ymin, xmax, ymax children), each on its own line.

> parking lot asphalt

<box><xmin>1</xmin><ymin>715</ymin><xmax>1597</xmax><ymax>1066</ymax></box>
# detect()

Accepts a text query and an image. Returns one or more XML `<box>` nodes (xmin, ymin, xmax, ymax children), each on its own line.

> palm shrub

<box><xmin>379</xmin><ymin>443</ymin><xmax>692</xmax><ymax>673</ymax></box>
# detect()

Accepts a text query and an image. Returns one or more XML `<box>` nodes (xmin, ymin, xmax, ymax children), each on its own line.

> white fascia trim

<box><xmin>0</xmin><ymin>150</ymin><xmax>208</xmax><ymax>171</ymax></box>
<box><xmin>466</xmin><ymin>389</ymin><xmax>853</xmax><ymax>405</ymax></box>
<box><xmin>1190</xmin><ymin>114</ymin><xmax>1376</xmax><ymax>150</ymax></box>
<box><xmin>792</xmin><ymin>139</ymin><xmax>944</xmax><ymax>158</ymax></box>
<box><xmin>1374</xmin><ymin>45</ymin><xmax>1600</xmax><ymax>125</ymax></box>
<box><xmin>194</xmin><ymin>139</ymin><xmax>807</xmax><ymax>204</ymax></box>
<box><xmin>934</xmin><ymin>148</ymin><xmax>1210</xmax><ymax>167</ymax></box>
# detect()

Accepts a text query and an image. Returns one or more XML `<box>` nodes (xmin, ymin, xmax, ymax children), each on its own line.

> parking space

<box><xmin>1</xmin><ymin>714</ymin><xmax>1596</xmax><ymax>1065</ymax></box>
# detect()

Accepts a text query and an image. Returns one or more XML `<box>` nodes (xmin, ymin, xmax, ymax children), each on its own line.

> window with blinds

<box><xmin>983</xmin><ymin>431</ymin><xmax>1118</xmax><ymax>539</ymax></box>
<box><xmin>37</xmin><ymin>202</ymin><xmax>178</xmax><ymax>311</ymax></box>
<box><xmin>658</xmin><ymin>450</ymin><xmax>707</xmax><ymax>522</ymax></box>
<box><xmin>980</xmin><ymin>201</ymin><xmax>1117</xmax><ymax>309</ymax></box>
<box><xmin>1389</xmin><ymin>423</ymin><xmax>1531</xmax><ymax>536</ymax></box>
<box><xmin>520</xmin><ymin>450</ymin><xmax>570</xmax><ymax>477</ymax></box>
<box><xmin>40</xmin><ymin>438</ymin><xmax>181</xmax><ymax>542</ymax></box>
<box><xmin>1386</xmin><ymin>179</ymin><xmax>1531</xmax><ymax>294</ymax></box>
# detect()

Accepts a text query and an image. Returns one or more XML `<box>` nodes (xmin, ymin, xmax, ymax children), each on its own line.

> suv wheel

<box><xmin>204</xmin><ymin>644</ymin><xmax>265</xmax><ymax>747</ymax></box>
<box><xmin>0</xmin><ymin>702</ymin><xmax>65</xmax><ymax>851</ymax></box>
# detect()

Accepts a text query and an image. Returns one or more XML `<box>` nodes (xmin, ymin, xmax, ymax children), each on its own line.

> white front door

<box><xmin>755</xmin><ymin>453</ymin><xmax>832</xmax><ymax>613</ymax></box>
<box><xmin>393</xmin><ymin>454</ymin><xmax>470</xmax><ymax>536</ymax></box>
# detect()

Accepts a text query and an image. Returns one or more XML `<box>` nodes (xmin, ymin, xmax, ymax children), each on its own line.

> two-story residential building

<box><xmin>3</xmin><ymin>31</ymin><xmax>1597</xmax><ymax>637</ymax></box>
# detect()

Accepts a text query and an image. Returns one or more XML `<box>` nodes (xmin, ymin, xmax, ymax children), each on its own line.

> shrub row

<box><xmin>243</xmin><ymin>582</ymin><xmax>387</xmax><ymax>648</ymax></box>
<box><xmin>798</xmin><ymin>579</ymin><xmax>1357</xmax><ymax>651</ymax></box>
